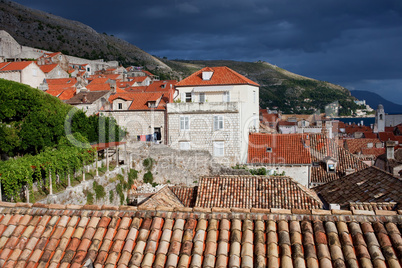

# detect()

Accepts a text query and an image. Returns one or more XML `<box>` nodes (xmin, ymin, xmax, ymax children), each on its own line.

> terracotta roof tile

<box><xmin>38</xmin><ymin>64</ymin><xmax>59</xmax><ymax>73</ymax></box>
<box><xmin>195</xmin><ymin>175</ymin><xmax>322</xmax><ymax>209</ymax></box>
<box><xmin>314</xmin><ymin>166</ymin><xmax>402</xmax><ymax>210</ymax></box>
<box><xmin>0</xmin><ymin>203</ymin><xmax>401</xmax><ymax>267</ymax></box>
<box><xmin>248</xmin><ymin>133</ymin><xmax>311</xmax><ymax>164</ymax></box>
<box><xmin>0</xmin><ymin>61</ymin><xmax>34</xmax><ymax>71</ymax></box>
<box><xmin>309</xmin><ymin>134</ymin><xmax>368</xmax><ymax>185</ymax></box>
<box><xmin>345</xmin><ymin>138</ymin><xmax>382</xmax><ymax>154</ymax></box>
<box><xmin>175</xmin><ymin>66</ymin><xmax>259</xmax><ymax>87</ymax></box>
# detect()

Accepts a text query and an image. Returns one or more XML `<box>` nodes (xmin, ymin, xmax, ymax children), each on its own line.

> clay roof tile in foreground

<box><xmin>175</xmin><ymin>66</ymin><xmax>259</xmax><ymax>87</ymax></box>
<box><xmin>0</xmin><ymin>202</ymin><xmax>400</xmax><ymax>267</ymax></box>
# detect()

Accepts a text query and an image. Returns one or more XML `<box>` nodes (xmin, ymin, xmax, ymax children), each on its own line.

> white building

<box><xmin>0</xmin><ymin>61</ymin><xmax>45</xmax><ymax>88</ymax></box>
<box><xmin>167</xmin><ymin>66</ymin><xmax>260</xmax><ymax>164</ymax></box>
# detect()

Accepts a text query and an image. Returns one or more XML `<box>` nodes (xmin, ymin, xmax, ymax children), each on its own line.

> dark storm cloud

<box><xmin>11</xmin><ymin>0</ymin><xmax>402</xmax><ymax>105</ymax></box>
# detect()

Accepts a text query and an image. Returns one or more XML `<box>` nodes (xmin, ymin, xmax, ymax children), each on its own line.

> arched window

<box><xmin>380</xmin><ymin>114</ymin><xmax>383</xmax><ymax>120</ymax></box>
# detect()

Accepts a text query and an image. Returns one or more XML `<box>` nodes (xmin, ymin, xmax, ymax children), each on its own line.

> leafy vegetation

<box><xmin>93</xmin><ymin>181</ymin><xmax>106</xmax><ymax>201</ymax></box>
<box><xmin>0</xmin><ymin>80</ymin><xmax>125</xmax><ymax>201</ymax></box>
<box><xmin>143</xmin><ymin>171</ymin><xmax>154</xmax><ymax>184</ymax></box>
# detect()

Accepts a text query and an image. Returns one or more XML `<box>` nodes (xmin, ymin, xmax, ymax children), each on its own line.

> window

<box><xmin>118</xmin><ymin>103</ymin><xmax>123</xmax><ymax>110</ymax></box>
<box><xmin>213</xmin><ymin>115</ymin><xmax>223</xmax><ymax>130</ymax></box>
<box><xmin>180</xmin><ymin>116</ymin><xmax>190</xmax><ymax>130</ymax></box>
<box><xmin>199</xmin><ymin>93</ymin><xmax>205</xmax><ymax>103</ymax></box>
<box><xmin>185</xmin><ymin>92</ymin><xmax>192</xmax><ymax>102</ymax></box>
<box><xmin>223</xmin><ymin>91</ymin><xmax>230</xmax><ymax>102</ymax></box>
<box><xmin>266</xmin><ymin>147</ymin><xmax>272</xmax><ymax>152</ymax></box>
<box><xmin>328</xmin><ymin>164</ymin><xmax>335</xmax><ymax>172</ymax></box>
<box><xmin>213</xmin><ymin>141</ymin><xmax>224</xmax><ymax>156</ymax></box>
<box><xmin>180</xmin><ymin>141</ymin><xmax>190</xmax><ymax>150</ymax></box>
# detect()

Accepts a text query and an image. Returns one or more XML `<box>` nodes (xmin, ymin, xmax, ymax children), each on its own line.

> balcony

<box><xmin>167</xmin><ymin>102</ymin><xmax>239</xmax><ymax>114</ymax></box>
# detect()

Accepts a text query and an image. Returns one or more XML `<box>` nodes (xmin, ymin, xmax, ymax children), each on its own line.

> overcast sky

<box><xmin>13</xmin><ymin>0</ymin><xmax>402</xmax><ymax>105</ymax></box>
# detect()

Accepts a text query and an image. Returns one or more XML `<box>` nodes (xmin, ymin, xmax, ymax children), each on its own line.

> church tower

<box><xmin>374</xmin><ymin>104</ymin><xmax>385</xmax><ymax>133</ymax></box>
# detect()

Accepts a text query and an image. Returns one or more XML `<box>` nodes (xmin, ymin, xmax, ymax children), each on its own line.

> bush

<box><xmin>109</xmin><ymin>190</ymin><xmax>114</xmax><ymax>203</ymax></box>
<box><xmin>249</xmin><ymin>167</ymin><xmax>267</xmax><ymax>175</ymax></box>
<box><xmin>143</xmin><ymin>171</ymin><xmax>153</xmax><ymax>184</ymax></box>
<box><xmin>86</xmin><ymin>190</ymin><xmax>94</xmax><ymax>205</ymax></box>
<box><xmin>142</xmin><ymin>158</ymin><xmax>154</xmax><ymax>171</ymax></box>
<box><xmin>93</xmin><ymin>181</ymin><xmax>106</xmax><ymax>200</ymax></box>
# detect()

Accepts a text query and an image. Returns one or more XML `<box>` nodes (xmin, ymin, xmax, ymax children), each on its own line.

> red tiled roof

<box><xmin>345</xmin><ymin>124</ymin><xmax>371</xmax><ymax>134</ymax></box>
<box><xmin>108</xmin><ymin>92</ymin><xmax>136</xmax><ymax>102</ymax></box>
<box><xmin>38</xmin><ymin>64</ymin><xmax>58</xmax><ymax>73</ymax></box>
<box><xmin>248</xmin><ymin>133</ymin><xmax>311</xmax><ymax>164</ymax></box>
<box><xmin>46</xmin><ymin>78</ymin><xmax>77</xmax><ymax>85</ymax></box>
<box><xmin>363</xmin><ymin>131</ymin><xmax>377</xmax><ymax>139</ymax></box>
<box><xmin>128</xmin><ymin>93</ymin><xmax>166</xmax><ymax>110</ymax></box>
<box><xmin>47</xmin><ymin>84</ymin><xmax>75</xmax><ymax>91</ymax></box>
<box><xmin>385</xmin><ymin>127</ymin><xmax>394</xmax><ymax>132</ymax></box>
<box><xmin>314</xmin><ymin>166</ymin><xmax>402</xmax><ymax>209</ymax></box>
<box><xmin>309</xmin><ymin>134</ymin><xmax>368</xmax><ymax>185</ymax></box>
<box><xmin>45</xmin><ymin>89</ymin><xmax>64</xmax><ymax>97</ymax></box>
<box><xmin>58</xmin><ymin>89</ymin><xmax>76</xmax><ymax>100</ymax></box>
<box><xmin>169</xmin><ymin>186</ymin><xmax>198</xmax><ymax>207</ymax></box>
<box><xmin>0</xmin><ymin>62</ymin><xmax>10</xmax><ymax>70</ymax></box>
<box><xmin>86</xmin><ymin>83</ymin><xmax>111</xmax><ymax>91</ymax></box>
<box><xmin>128</xmin><ymin>76</ymin><xmax>148</xmax><ymax>83</ymax></box>
<box><xmin>175</xmin><ymin>66</ymin><xmax>259</xmax><ymax>87</ymax></box>
<box><xmin>91</xmin><ymin>141</ymin><xmax>126</xmax><ymax>150</ymax></box>
<box><xmin>259</xmin><ymin>109</ymin><xmax>279</xmax><ymax>123</ymax></box>
<box><xmin>0</xmin><ymin>202</ymin><xmax>400</xmax><ymax>267</ymax></box>
<box><xmin>344</xmin><ymin>138</ymin><xmax>382</xmax><ymax>154</ymax></box>
<box><xmin>278</xmin><ymin>121</ymin><xmax>297</xmax><ymax>126</ymax></box>
<box><xmin>88</xmin><ymin>77</ymin><xmax>109</xmax><ymax>84</ymax></box>
<box><xmin>360</xmin><ymin>147</ymin><xmax>386</xmax><ymax>157</ymax></box>
<box><xmin>145</xmin><ymin>80</ymin><xmax>177</xmax><ymax>93</ymax></box>
<box><xmin>142</xmin><ymin>70</ymin><xmax>154</xmax><ymax>76</ymax></box>
<box><xmin>379</xmin><ymin>132</ymin><xmax>397</xmax><ymax>142</ymax></box>
<box><xmin>0</xmin><ymin>61</ymin><xmax>34</xmax><ymax>71</ymax></box>
<box><xmin>196</xmin><ymin>176</ymin><xmax>322</xmax><ymax>209</ymax></box>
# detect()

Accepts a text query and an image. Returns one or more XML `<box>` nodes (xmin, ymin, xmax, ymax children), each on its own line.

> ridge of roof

<box><xmin>175</xmin><ymin>66</ymin><xmax>260</xmax><ymax>87</ymax></box>
<box><xmin>0</xmin><ymin>201</ymin><xmax>399</xmax><ymax>217</ymax></box>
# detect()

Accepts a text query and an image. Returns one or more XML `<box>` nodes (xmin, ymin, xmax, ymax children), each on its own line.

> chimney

<box><xmin>202</xmin><ymin>69</ymin><xmax>214</xmax><ymax>80</ymax></box>
<box><xmin>345</xmin><ymin>168</ymin><xmax>355</xmax><ymax>176</ymax></box>
<box><xmin>385</xmin><ymin>140</ymin><xmax>395</xmax><ymax>160</ymax></box>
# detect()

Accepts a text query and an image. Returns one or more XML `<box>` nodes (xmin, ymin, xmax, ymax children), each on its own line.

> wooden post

<box><xmin>26</xmin><ymin>185</ymin><xmax>29</xmax><ymax>203</ymax></box>
<box><xmin>49</xmin><ymin>170</ymin><xmax>53</xmax><ymax>195</ymax></box>
<box><xmin>106</xmin><ymin>148</ymin><xmax>109</xmax><ymax>176</ymax></box>
<box><xmin>82</xmin><ymin>164</ymin><xmax>85</xmax><ymax>182</ymax></box>
<box><xmin>67</xmin><ymin>173</ymin><xmax>71</xmax><ymax>188</ymax></box>
<box><xmin>116</xmin><ymin>147</ymin><xmax>120</xmax><ymax>168</ymax></box>
<box><xmin>95</xmin><ymin>151</ymin><xmax>99</xmax><ymax>178</ymax></box>
<box><xmin>124</xmin><ymin>143</ymin><xmax>127</xmax><ymax>165</ymax></box>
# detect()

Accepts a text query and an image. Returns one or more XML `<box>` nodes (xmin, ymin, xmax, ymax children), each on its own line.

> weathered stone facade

<box><xmin>167</xmin><ymin>104</ymin><xmax>241</xmax><ymax>165</ymax></box>
<box><xmin>103</xmin><ymin>110</ymin><xmax>166</xmax><ymax>143</ymax></box>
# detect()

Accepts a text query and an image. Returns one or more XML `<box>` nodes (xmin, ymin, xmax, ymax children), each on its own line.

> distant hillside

<box><xmin>164</xmin><ymin>60</ymin><xmax>360</xmax><ymax>115</ymax></box>
<box><xmin>351</xmin><ymin>90</ymin><xmax>402</xmax><ymax>114</ymax></box>
<box><xmin>0</xmin><ymin>0</ymin><xmax>171</xmax><ymax>73</ymax></box>
<box><xmin>0</xmin><ymin>0</ymin><xmax>360</xmax><ymax>115</ymax></box>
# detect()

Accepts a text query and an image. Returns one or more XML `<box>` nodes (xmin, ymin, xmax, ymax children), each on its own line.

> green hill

<box><xmin>0</xmin><ymin>0</ymin><xmax>360</xmax><ymax>115</ymax></box>
<box><xmin>162</xmin><ymin>60</ymin><xmax>360</xmax><ymax>115</ymax></box>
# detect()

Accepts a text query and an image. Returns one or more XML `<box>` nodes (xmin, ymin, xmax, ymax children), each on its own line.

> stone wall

<box><xmin>167</xmin><ymin>110</ymin><xmax>241</xmax><ymax>165</ymax></box>
<box><xmin>104</xmin><ymin>110</ymin><xmax>166</xmax><ymax>142</ymax></box>
<box><xmin>128</xmin><ymin>142</ymin><xmax>249</xmax><ymax>187</ymax></box>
